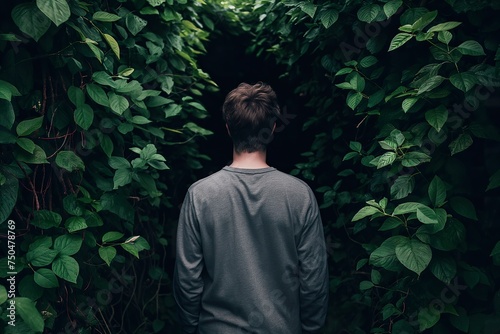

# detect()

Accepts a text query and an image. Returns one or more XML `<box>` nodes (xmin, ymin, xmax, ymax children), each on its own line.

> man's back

<box><xmin>174</xmin><ymin>166</ymin><xmax>329</xmax><ymax>334</ymax></box>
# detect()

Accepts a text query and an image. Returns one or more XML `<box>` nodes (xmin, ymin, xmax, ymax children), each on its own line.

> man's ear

<box><xmin>225</xmin><ymin>123</ymin><xmax>231</xmax><ymax>137</ymax></box>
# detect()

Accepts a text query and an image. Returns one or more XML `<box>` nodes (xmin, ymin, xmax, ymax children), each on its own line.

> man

<box><xmin>173</xmin><ymin>82</ymin><xmax>329</xmax><ymax>333</ymax></box>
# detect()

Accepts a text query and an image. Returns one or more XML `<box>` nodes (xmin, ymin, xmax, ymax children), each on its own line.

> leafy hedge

<box><xmin>0</xmin><ymin>0</ymin><xmax>216</xmax><ymax>332</ymax></box>
<box><xmin>232</xmin><ymin>0</ymin><xmax>500</xmax><ymax>332</ymax></box>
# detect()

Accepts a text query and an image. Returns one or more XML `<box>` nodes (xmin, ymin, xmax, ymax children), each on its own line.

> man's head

<box><xmin>222</xmin><ymin>82</ymin><xmax>280</xmax><ymax>153</ymax></box>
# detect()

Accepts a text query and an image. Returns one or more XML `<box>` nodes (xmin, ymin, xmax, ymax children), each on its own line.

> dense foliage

<box><xmin>0</xmin><ymin>0</ymin><xmax>216</xmax><ymax>332</ymax></box>
<box><xmin>234</xmin><ymin>0</ymin><xmax>500</xmax><ymax>332</ymax></box>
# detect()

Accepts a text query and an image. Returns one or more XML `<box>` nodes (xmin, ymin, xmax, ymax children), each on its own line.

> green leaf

<box><xmin>31</xmin><ymin>210</ymin><xmax>62</xmax><ymax>229</ymax></box>
<box><xmin>113</xmin><ymin>169</ymin><xmax>132</xmax><ymax>189</ymax></box>
<box><xmin>359</xmin><ymin>55</ymin><xmax>378</xmax><ymax>68</ymax></box>
<box><xmin>388</xmin><ymin>33</ymin><xmax>413</xmax><ymax>51</ymax></box>
<box><xmin>395</xmin><ymin>238</ymin><xmax>432</xmax><ymax>275</ymax></box>
<box><xmin>17</xmin><ymin>138</ymin><xmax>36</xmax><ymax>153</ymax></box>
<box><xmin>147</xmin><ymin>0</ymin><xmax>166</xmax><ymax>6</ymax></box>
<box><xmin>425</xmin><ymin>105</ymin><xmax>448</xmax><ymax>132</ymax></box>
<box><xmin>14</xmin><ymin>297</ymin><xmax>45</xmax><ymax>332</ymax></box>
<box><xmin>378</xmin><ymin>217</ymin><xmax>403</xmax><ymax>231</ymax></box>
<box><xmin>486</xmin><ymin>169</ymin><xmax>500</xmax><ymax>191</ymax></box>
<box><xmin>109</xmin><ymin>157</ymin><xmax>131</xmax><ymax>169</ymax></box>
<box><xmin>103</xmin><ymin>33</ymin><xmax>120</xmax><ymax>59</ymax></box>
<box><xmin>449</xmin><ymin>196</ymin><xmax>477</xmax><ymax>220</ymax></box>
<box><xmin>490</xmin><ymin>242</ymin><xmax>500</xmax><ymax>257</ymax></box>
<box><xmin>14</xmin><ymin>144</ymin><xmax>49</xmax><ymax>164</ymax></box>
<box><xmin>0</xmin><ymin>176</ymin><xmax>18</xmax><ymax>224</ymax></box>
<box><xmin>34</xmin><ymin>268</ymin><xmax>59</xmax><ymax>288</ymax></box>
<box><xmin>12</xmin><ymin>3</ymin><xmax>51</xmax><ymax>41</ymax></box>
<box><xmin>36</xmin><ymin>0</ymin><xmax>71</xmax><ymax>26</ymax></box>
<box><xmin>450</xmin><ymin>72</ymin><xmax>477</xmax><ymax>92</ymax></box>
<box><xmin>349</xmin><ymin>141</ymin><xmax>362</xmax><ymax>152</ymax></box>
<box><xmin>68</xmin><ymin>85</ymin><xmax>84</xmax><ymax>107</ymax></box>
<box><xmin>402</xmin><ymin>97</ymin><xmax>418</xmax><ymax>113</ymax></box>
<box><xmin>52</xmin><ymin>255</ymin><xmax>79</xmax><ymax>283</ymax></box>
<box><xmin>93</xmin><ymin>11</ymin><xmax>121</xmax><ymax>22</ymax></box>
<box><xmin>54</xmin><ymin>234</ymin><xmax>82</xmax><ymax>256</ymax></box>
<box><xmin>319</xmin><ymin>9</ymin><xmax>338</xmax><ymax>29</ymax></box>
<box><xmin>429</xmin><ymin>255</ymin><xmax>456</xmax><ymax>284</ymax></box>
<box><xmin>411</xmin><ymin>10</ymin><xmax>437</xmax><ymax>31</ymax></box>
<box><xmin>102</xmin><ymin>231</ymin><xmax>124</xmax><ymax>243</ymax></box>
<box><xmin>456</xmin><ymin>40</ymin><xmax>485</xmax><ymax>56</ymax></box>
<box><xmin>0</xmin><ymin>285</ymin><xmax>6</xmax><ymax>304</ymax></box>
<box><xmin>65</xmin><ymin>216</ymin><xmax>88</xmax><ymax>233</ymax></box>
<box><xmin>351</xmin><ymin>206</ymin><xmax>381</xmax><ymax>222</ymax></box>
<box><xmin>369</xmin><ymin>236</ymin><xmax>407</xmax><ymax>271</ymax></box>
<box><xmin>0</xmin><ymin>100</ymin><xmax>15</xmax><ymax>130</ymax></box>
<box><xmin>100</xmin><ymin>134</ymin><xmax>114</xmax><ymax>157</ymax></box>
<box><xmin>417</xmin><ymin>75</ymin><xmax>445</xmax><ymax>94</ymax></box>
<box><xmin>336</xmin><ymin>82</ymin><xmax>353</xmax><ymax>90</ymax></box>
<box><xmin>359</xmin><ymin>280</ymin><xmax>374</xmax><ymax>290</ymax></box>
<box><xmin>428</xmin><ymin>175</ymin><xmax>446</xmax><ymax>207</ymax></box>
<box><xmin>416</xmin><ymin>206</ymin><xmax>439</xmax><ymax>224</ymax></box>
<box><xmin>109</xmin><ymin>92</ymin><xmax>129</xmax><ymax>115</ymax></box>
<box><xmin>299</xmin><ymin>2</ymin><xmax>317</xmax><ymax>18</ymax></box>
<box><xmin>99</xmin><ymin>246</ymin><xmax>117</xmax><ymax>266</ymax></box>
<box><xmin>449</xmin><ymin>133</ymin><xmax>473</xmax><ymax>155</ymax></box>
<box><xmin>357</xmin><ymin>4</ymin><xmax>381</xmax><ymax>23</ymax></box>
<box><xmin>74</xmin><ymin>104</ymin><xmax>94</xmax><ymax>130</ymax></box>
<box><xmin>430</xmin><ymin>218</ymin><xmax>465</xmax><ymax>251</ymax></box>
<box><xmin>391</xmin><ymin>174</ymin><xmax>415</xmax><ymax>200</ymax></box>
<box><xmin>371</xmin><ymin>269</ymin><xmax>382</xmax><ymax>284</ymax></box>
<box><xmin>418</xmin><ymin>307</ymin><xmax>440</xmax><ymax>331</ymax></box>
<box><xmin>183</xmin><ymin>122</ymin><xmax>213</xmax><ymax>136</ymax></box>
<box><xmin>56</xmin><ymin>151</ymin><xmax>85</xmax><ymax>172</ymax></box>
<box><xmin>85</xmin><ymin>40</ymin><xmax>103</xmax><ymax>63</ymax></box>
<box><xmin>393</xmin><ymin>202</ymin><xmax>425</xmax><ymax>215</ymax></box>
<box><xmin>126</xmin><ymin>13</ymin><xmax>147</xmax><ymax>36</ymax></box>
<box><xmin>27</xmin><ymin>247</ymin><xmax>58</xmax><ymax>266</ymax></box>
<box><xmin>0</xmin><ymin>81</ymin><xmax>21</xmax><ymax>102</ymax></box>
<box><xmin>383</xmin><ymin>0</ymin><xmax>402</xmax><ymax>18</ymax></box>
<box><xmin>438</xmin><ymin>31</ymin><xmax>453</xmax><ymax>44</ymax></box>
<box><xmin>427</xmin><ymin>21</ymin><xmax>462</xmax><ymax>32</ymax></box>
<box><xmin>16</xmin><ymin>116</ymin><xmax>44</xmax><ymax>137</ymax></box>
<box><xmin>402</xmin><ymin>151</ymin><xmax>431</xmax><ymax>167</ymax></box>
<box><xmin>376</xmin><ymin>152</ymin><xmax>396</xmax><ymax>169</ymax></box>
<box><xmin>121</xmin><ymin>243</ymin><xmax>139</xmax><ymax>258</ymax></box>
<box><xmin>131</xmin><ymin>116</ymin><xmax>152</xmax><ymax>125</ymax></box>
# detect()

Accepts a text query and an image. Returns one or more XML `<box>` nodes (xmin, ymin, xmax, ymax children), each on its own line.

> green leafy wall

<box><xmin>0</xmin><ymin>0</ymin><xmax>216</xmax><ymax>332</ymax></box>
<box><xmin>233</xmin><ymin>0</ymin><xmax>500</xmax><ymax>332</ymax></box>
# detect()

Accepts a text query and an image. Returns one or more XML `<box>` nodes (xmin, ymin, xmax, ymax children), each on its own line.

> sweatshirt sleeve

<box><xmin>173</xmin><ymin>189</ymin><xmax>204</xmax><ymax>333</ymax></box>
<box><xmin>297</xmin><ymin>190</ymin><xmax>329</xmax><ymax>333</ymax></box>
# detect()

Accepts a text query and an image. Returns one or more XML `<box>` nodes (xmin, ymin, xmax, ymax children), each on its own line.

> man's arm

<box><xmin>173</xmin><ymin>190</ymin><xmax>204</xmax><ymax>333</ymax></box>
<box><xmin>297</xmin><ymin>191</ymin><xmax>329</xmax><ymax>333</ymax></box>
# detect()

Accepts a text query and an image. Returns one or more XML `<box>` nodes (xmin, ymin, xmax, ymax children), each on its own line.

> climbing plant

<box><xmin>231</xmin><ymin>0</ymin><xmax>500</xmax><ymax>332</ymax></box>
<box><xmin>0</xmin><ymin>0</ymin><xmax>216</xmax><ymax>332</ymax></box>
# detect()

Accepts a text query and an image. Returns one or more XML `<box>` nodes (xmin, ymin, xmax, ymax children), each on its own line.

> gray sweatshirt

<box><xmin>173</xmin><ymin>166</ymin><xmax>329</xmax><ymax>333</ymax></box>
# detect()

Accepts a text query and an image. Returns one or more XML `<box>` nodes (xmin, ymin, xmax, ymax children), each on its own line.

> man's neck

<box><xmin>230</xmin><ymin>149</ymin><xmax>269</xmax><ymax>169</ymax></box>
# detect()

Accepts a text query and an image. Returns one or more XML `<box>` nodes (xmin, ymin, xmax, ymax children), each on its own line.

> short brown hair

<box><xmin>222</xmin><ymin>82</ymin><xmax>280</xmax><ymax>153</ymax></box>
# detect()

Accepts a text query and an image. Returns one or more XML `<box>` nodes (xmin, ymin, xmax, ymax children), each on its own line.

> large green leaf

<box><xmin>0</xmin><ymin>175</ymin><xmax>18</xmax><ymax>225</ymax></box>
<box><xmin>14</xmin><ymin>297</ymin><xmax>45</xmax><ymax>332</ymax></box>
<box><xmin>425</xmin><ymin>105</ymin><xmax>448</xmax><ymax>132</ymax></box>
<box><xmin>429</xmin><ymin>218</ymin><xmax>465</xmax><ymax>251</ymax></box>
<box><xmin>113</xmin><ymin>169</ymin><xmax>132</xmax><ymax>189</ymax></box>
<box><xmin>391</xmin><ymin>174</ymin><xmax>415</xmax><ymax>200</ymax></box>
<box><xmin>0</xmin><ymin>81</ymin><xmax>21</xmax><ymax>102</ymax></box>
<box><xmin>428</xmin><ymin>175</ymin><xmax>446</xmax><ymax>207</ymax></box>
<box><xmin>102</xmin><ymin>231</ymin><xmax>124</xmax><ymax>243</ymax></box>
<box><xmin>401</xmin><ymin>151</ymin><xmax>431</xmax><ymax>167</ymax></box>
<box><xmin>65</xmin><ymin>216</ymin><xmax>88</xmax><ymax>233</ymax></box>
<box><xmin>417</xmin><ymin>75</ymin><xmax>445</xmax><ymax>94</ymax></box>
<box><xmin>450</xmin><ymin>72</ymin><xmax>477</xmax><ymax>92</ymax></box>
<box><xmin>93</xmin><ymin>11</ymin><xmax>121</xmax><ymax>22</ymax></box>
<box><xmin>126</xmin><ymin>13</ymin><xmax>148</xmax><ymax>36</ymax></box>
<box><xmin>449</xmin><ymin>133</ymin><xmax>473</xmax><ymax>155</ymax></box>
<box><xmin>357</xmin><ymin>4</ymin><xmax>381</xmax><ymax>23</ymax></box>
<box><xmin>13</xmin><ymin>144</ymin><xmax>49</xmax><ymax>164</ymax></box>
<box><xmin>427</xmin><ymin>21</ymin><xmax>461</xmax><ymax>32</ymax></box>
<box><xmin>34</xmin><ymin>268</ymin><xmax>59</xmax><ymax>288</ymax></box>
<box><xmin>486</xmin><ymin>169</ymin><xmax>500</xmax><ymax>191</ymax></box>
<box><xmin>388</xmin><ymin>33</ymin><xmax>413</xmax><ymax>51</ymax></box>
<box><xmin>99</xmin><ymin>246</ymin><xmax>117</xmax><ymax>266</ymax></box>
<box><xmin>395</xmin><ymin>238</ymin><xmax>432</xmax><ymax>275</ymax></box>
<box><xmin>36</xmin><ymin>0</ymin><xmax>71</xmax><ymax>26</ymax></box>
<box><xmin>52</xmin><ymin>255</ymin><xmax>79</xmax><ymax>283</ymax></box>
<box><xmin>54</xmin><ymin>234</ymin><xmax>82</xmax><ymax>256</ymax></box>
<box><xmin>86</xmin><ymin>83</ymin><xmax>109</xmax><ymax>106</ymax></box>
<box><xmin>383</xmin><ymin>0</ymin><xmax>403</xmax><ymax>18</ymax></box>
<box><xmin>16</xmin><ymin>116</ymin><xmax>44</xmax><ymax>137</ymax></box>
<box><xmin>449</xmin><ymin>196</ymin><xmax>477</xmax><ymax>220</ymax></box>
<box><xmin>369</xmin><ymin>236</ymin><xmax>406</xmax><ymax>271</ymax></box>
<box><xmin>429</xmin><ymin>255</ymin><xmax>456</xmax><ymax>284</ymax></box>
<box><xmin>12</xmin><ymin>3</ymin><xmax>51</xmax><ymax>41</ymax></box>
<box><xmin>103</xmin><ymin>33</ymin><xmax>120</xmax><ymax>59</ymax></box>
<box><xmin>109</xmin><ymin>92</ymin><xmax>129</xmax><ymax>115</ymax></box>
<box><xmin>351</xmin><ymin>206</ymin><xmax>381</xmax><ymax>221</ymax></box>
<box><xmin>74</xmin><ymin>104</ymin><xmax>94</xmax><ymax>130</ymax></box>
<box><xmin>55</xmin><ymin>151</ymin><xmax>85</xmax><ymax>172</ymax></box>
<box><xmin>26</xmin><ymin>246</ymin><xmax>58</xmax><ymax>266</ymax></box>
<box><xmin>319</xmin><ymin>9</ymin><xmax>339</xmax><ymax>29</ymax></box>
<box><xmin>393</xmin><ymin>202</ymin><xmax>425</xmax><ymax>215</ymax></box>
<box><xmin>456</xmin><ymin>40</ymin><xmax>486</xmax><ymax>56</ymax></box>
<box><xmin>416</xmin><ymin>206</ymin><xmax>439</xmax><ymax>224</ymax></box>
<box><xmin>30</xmin><ymin>210</ymin><xmax>62</xmax><ymax>229</ymax></box>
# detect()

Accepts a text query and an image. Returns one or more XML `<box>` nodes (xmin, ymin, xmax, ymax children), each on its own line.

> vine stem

<box><xmin>16</xmin><ymin>161</ymin><xmax>40</xmax><ymax>210</ymax></box>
